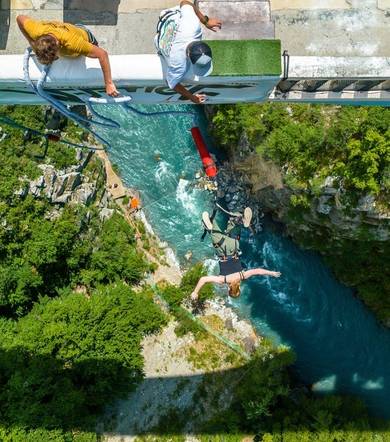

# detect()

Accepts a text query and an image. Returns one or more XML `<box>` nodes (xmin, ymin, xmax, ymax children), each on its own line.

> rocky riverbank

<box><xmin>105</xmin><ymin>296</ymin><xmax>260</xmax><ymax>442</ymax></box>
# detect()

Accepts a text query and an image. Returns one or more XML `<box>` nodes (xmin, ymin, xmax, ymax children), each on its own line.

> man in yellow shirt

<box><xmin>16</xmin><ymin>16</ymin><xmax>119</xmax><ymax>97</ymax></box>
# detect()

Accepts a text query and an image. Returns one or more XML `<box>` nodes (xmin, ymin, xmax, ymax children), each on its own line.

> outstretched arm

<box><xmin>190</xmin><ymin>275</ymin><xmax>223</xmax><ymax>300</ymax></box>
<box><xmin>180</xmin><ymin>1</ymin><xmax>222</xmax><ymax>31</ymax></box>
<box><xmin>16</xmin><ymin>15</ymin><xmax>35</xmax><ymax>47</ymax></box>
<box><xmin>173</xmin><ymin>83</ymin><xmax>206</xmax><ymax>104</ymax></box>
<box><xmin>244</xmin><ymin>268</ymin><xmax>281</xmax><ymax>279</ymax></box>
<box><xmin>88</xmin><ymin>45</ymin><xmax>119</xmax><ymax>97</ymax></box>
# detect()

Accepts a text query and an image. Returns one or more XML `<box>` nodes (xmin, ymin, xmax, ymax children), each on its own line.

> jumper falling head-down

<box><xmin>191</xmin><ymin>206</ymin><xmax>281</xmax><ymax>300</ymax></box>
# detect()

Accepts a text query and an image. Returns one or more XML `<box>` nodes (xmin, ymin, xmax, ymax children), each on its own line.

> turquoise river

<box><xmin>95</xmin><ymin>104</ymin><xmax>390</xmax><ymax>418</ymax></box>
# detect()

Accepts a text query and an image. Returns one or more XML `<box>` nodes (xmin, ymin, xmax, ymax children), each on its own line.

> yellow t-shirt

<box><xmin>24</xmin><ymin>18</ymin><xmax>93</xmax><ymax>57</ymax></box>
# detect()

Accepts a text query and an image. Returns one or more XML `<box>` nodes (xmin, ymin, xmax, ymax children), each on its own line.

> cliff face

<box><xmin>234</xmin><ymin>146</ymin><xmax>390</xmax><ymax>243</ymax></box>
<box><xmin>206</xmin><ymin>104</ymin><xmax>390</xmax><ymax>326</ymax></box>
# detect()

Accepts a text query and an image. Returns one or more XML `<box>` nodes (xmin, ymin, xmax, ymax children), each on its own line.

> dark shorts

<box><xmin>75</xmin><ymin>24</ymin><xmax>99</xmax><ymax>46</ymax></box>
<box><xmin>219</xmin><ymin>258</ymin><xmax>243</xmax><ymax>276</ymax></box>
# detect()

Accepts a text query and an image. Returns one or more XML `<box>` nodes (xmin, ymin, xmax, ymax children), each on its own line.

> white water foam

<box><xmin>155</xmin><ymin>160</ymin><xmax>176</xmax><ymax>185</ymax></box>
<box><xmin>175</xmin><ymin>179</ymin><xmax>199</xmax><ymax>215</ymax></box>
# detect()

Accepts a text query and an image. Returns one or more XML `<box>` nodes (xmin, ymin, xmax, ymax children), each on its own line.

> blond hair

<box><xmin>228</xmin><ymin>280</ymin><xmax>241</xmax><ymax>298</ymax></box>
<box><xmin>34</xmin><ymin>35</ymin><xmax>59</xmax><ymax>65</ymax></box>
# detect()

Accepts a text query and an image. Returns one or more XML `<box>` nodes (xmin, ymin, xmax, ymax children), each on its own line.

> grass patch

<box><xmin>206</xmin><ymin>40</ymin><xmax>281</xmax><ymax>77</ymax></box>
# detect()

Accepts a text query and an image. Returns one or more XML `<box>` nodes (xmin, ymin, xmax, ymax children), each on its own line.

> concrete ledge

<box><xmin>270</xmin><ymin>0</ymin><xmax>351</xmax><ymax>10</ymax></box>
<box><xmin>118</xmin><ymin>0</ymin><xmax>177</xmax><ymax>13</ymax></box>
<box><xmin>11</xmin><ymin>0</ymin><xmax>63</xmax><ymax>10</ymax></box>
<box><xmin>286</xmin><ymin>56</ymin><xmax>390</xmax><ymax>79</ymax></box>
<box><xmin>377</xmin><ymin>0</ymin><xmax>390</xmax><ymax>9</ymax></box>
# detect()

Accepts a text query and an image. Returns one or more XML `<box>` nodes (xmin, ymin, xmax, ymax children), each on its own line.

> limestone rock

<box><xmin>224</xmin><ymin>317</ymin><xmax>234</xmax><ymax>331</ymax></box>
<box><xmin>15</xmin><ymin>184</ymin><xmax>29</xmax><ymax>198</ymax></box>
<box><xmin>45</xmin><ymin>208</ymin><xmax>63</xmax><ymax>221</ymax></box>
<box><xmin>317</xmin><ymin>196</ymin><xmax>332</xmax><ymax>215</ymax></box>
<box><xmin>242</xmin><ymin>336</ymin><xmax>257</xmax><ymax>354</ymax></box>
<box><xmin>356</xmin><ymin>195</ymin><xmax>376</xmax><ymax>213</ymax></box>
<box><xmin>30</xmin><ymin>175</ymin><xmax>45</xmax><ymax>197</ymax></box>
<box><xmin>75</xmin><ymin>148</ymin><xmax>83</xmax><ymax>162</ymax></box>
<box><xmin>51</xmin><ymin>192</ymin><xmax>72</xmax><ymax>205</ymax></box>
<box><xmin>38</xmin><ymin>164</ymin><xmax>57</xmax><ymax>198</ymax></box>
<box><xmin>99</xmin><ymin>189</ymin><xmax>111</xmax><ymax>208</ymax></box>
<box><xmin>99</xmin><ymin>208</ymin><xmax>114</xmax><ymax>222</ymax></box>
<box><xmin>72</xmin><ymin>183</ymin><xmax>97</xmax><ymax>205</ymax></box>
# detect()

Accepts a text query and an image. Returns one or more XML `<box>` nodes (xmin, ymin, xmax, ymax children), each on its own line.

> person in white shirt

<box><xmin>156</xmin><ymin>1</ymin><xmax>222</xmax><ymax>104</ymax></box>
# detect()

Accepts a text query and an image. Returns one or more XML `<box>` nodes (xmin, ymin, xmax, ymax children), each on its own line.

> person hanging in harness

<box><xmin>191</xmin><ymin>207</ymin><xmax>281</xmax><ymax>300</ymax></box>
<box><xmin>16</xmin><ymin>16</ymin><xmax>119</xmax><ymax>97</ymax></box>
<box><xmin>155</xmin><ymin>1</ymin><xmax>222</xmax><ymax>104</ymax></box>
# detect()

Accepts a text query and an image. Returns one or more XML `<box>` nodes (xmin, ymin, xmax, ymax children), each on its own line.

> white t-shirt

<box><xmin>165</xmin><ymin>4</ymin><xmax>202</xmax><ymax>89</ymax></box>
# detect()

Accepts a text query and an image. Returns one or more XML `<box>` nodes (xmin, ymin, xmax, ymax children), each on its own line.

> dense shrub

<box><xmin>212</xmin><ymin>104</ymin><xmax>390</xmax><ymax>196</ymax></box>
<box><xmin>79</xmin><ymin>213</ymin><xmax>149</xmax><ymax>287</ymax></box>
<box><xmin>0</xmin><ymin>284</ymin><xmax>167</xmax><ymax>430</ymax></box>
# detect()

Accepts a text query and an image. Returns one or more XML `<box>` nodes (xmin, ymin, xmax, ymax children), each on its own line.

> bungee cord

<box><xmin>24</xmin><ymin>47</ymin><xmax>199</xmax><ymax>151</ymax></box>
<box><xmin>0</xmin><ymin>114</ymin><xmax>103</xmax><ymax>154</ymax></box>
<box><xmin>23</xmin><ymin>48</ymin><xmax>118</xmax><ymax>148</ymax></box>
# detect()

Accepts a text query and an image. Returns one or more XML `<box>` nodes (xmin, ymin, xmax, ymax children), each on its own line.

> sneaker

<box><xmin>243</xmin><ymin>207</ymin><xmax>253</xmax><ymax>228</ymax></box>
<box><xmin>202</xmin><ymin>211</ymin><xmax>213</xmax><ymax>231</ymax></box>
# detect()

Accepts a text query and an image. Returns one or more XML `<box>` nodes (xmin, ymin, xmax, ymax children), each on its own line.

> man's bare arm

<box><xmin>173</xmin><ymin>83</ymin><xmax>206</xmax><ymax>104</ymax></box>
<box><xmin>88</xmin><ymin>45</ymin><xmax>119</xmax><ymax>97</ymax></box>
<box><xmin>180</xmin><ymin>1</ymin><xmax>222</xmax><ymax>31</ymax></box>
<box><xmin>16</xmin><ymin>15</ymin><xmax>35</xmax><ymax>47</ymax></box>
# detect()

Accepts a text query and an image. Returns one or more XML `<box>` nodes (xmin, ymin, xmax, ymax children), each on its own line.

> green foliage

<box><xmin>0</xmin><ymin>202</ymin><xmax>90</xmax><ymax>316</ymax></box>
<box><xmin>157</xmin><ymin>264</ymin><xmax>215</xmax><ymax>337</ymax></box>
<box><xmin>0</xmin><ymin>284</ymin><xmax>166</xmax><ymax>431</ymax></box>
<box><xmin>290</xmin><ymin>194</ymin><xmax>311</xmax><ymax>210</ymax></box>
<box><xmin>0</xmin><ymin>425</ymin><xmax>99</xmax><ymax>442</ymax></box>
<box><xmin>80</xmin><ymin>213</ymin><xmax>148</xmax><ymax>287</ymax></box>
<box><xmin>212</xmin><ymin>104</ymin><xmax>390</xmax><ymax>197</ymax></box>
<box><xmin>0</xmin><ymin>199</ymin><xmax>148</xmax><ymax>316</ymax></box>
<box><xmin>0</xmin><ymin>105</ymin><xmax>79</xmax><ymax>172</ymax></box>
<box><xmin>180</xmin><ymin>262</ymin><xmax>214</xmax><ymax>302</ymax></box>
<box><xmin>0</xmin><ymin>105</ymin><xmax>167</xmax><ymax>440</ymax></box>
<box><xmin>157</xmin><ymin>284</ymin><xmax>205</xmax><ymax>338</ymax></box>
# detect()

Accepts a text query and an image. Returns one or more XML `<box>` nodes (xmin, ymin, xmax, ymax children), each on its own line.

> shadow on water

<box><xmin>1</xmin><ymin>347</ymin><xmax>388</xmax><ymax>436</ymax></box>
<box><xmin>0</xmin><ymin>0</ymin><xmax>10</xmax><ymax>50</ymax></box>
<box><xmin>64</xmin><ymin>0</ymin><xmax>120</xmax><ymax>26</ymax></box>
